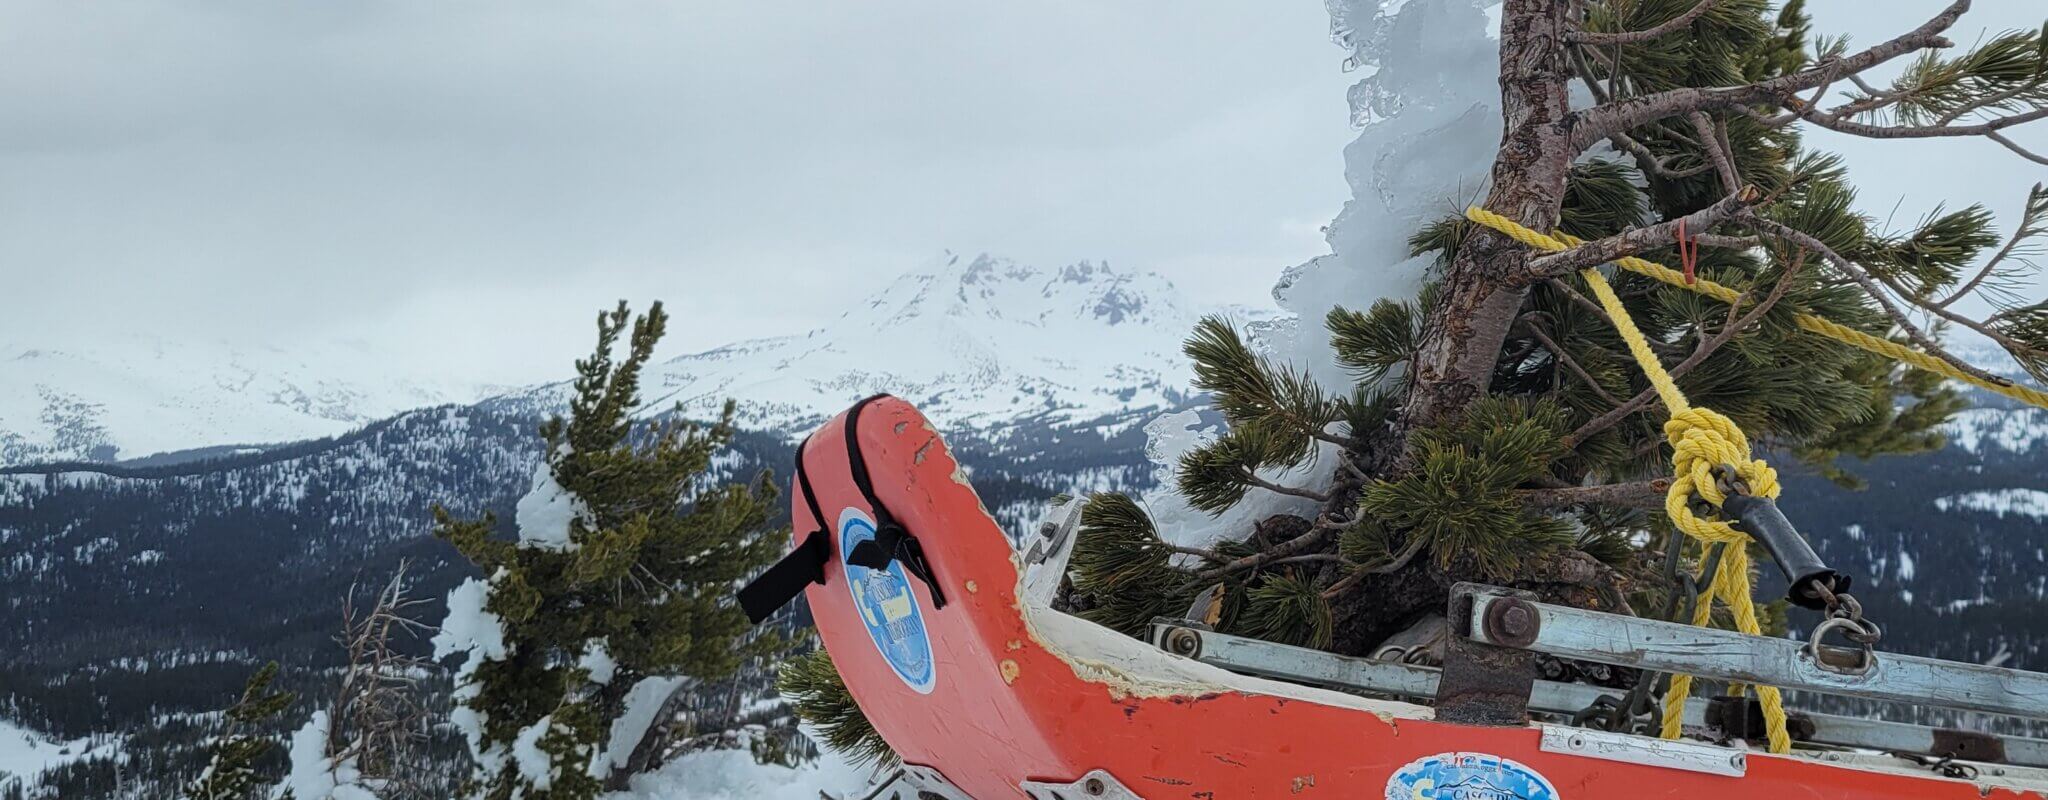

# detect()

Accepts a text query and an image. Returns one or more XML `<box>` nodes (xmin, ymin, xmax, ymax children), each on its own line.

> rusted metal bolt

<box><xmin>1499</xmin><ymin>604</ymin><xmax>1535</xmax><ymax>638</ymax></box>
<box><xmin>1084</xmin><ymin>777</ymin><xmax>1106</xmax><ymax>795</ymax></box>
<box><xmin>1164</xmin><ymin>627</ymin><xmax>1202</xmax><ymax>658</ymax></box>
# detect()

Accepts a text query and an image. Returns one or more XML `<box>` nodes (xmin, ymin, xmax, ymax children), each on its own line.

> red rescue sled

<box><xmin>763</xmin><ymin>396</ymin><xmax>2047</xmax><ymax>799</ymax></box>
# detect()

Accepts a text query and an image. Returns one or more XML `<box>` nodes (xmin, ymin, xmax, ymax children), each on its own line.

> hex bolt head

<box><xmin>1500</xmin><ymin>605</ymin><xmax>1535</xmax><ymax>637</ymax></box>
<box><xmin>1084</xmin><ymin>777</ymin><xmax>1106</xmax><ymax>795</ymax></box>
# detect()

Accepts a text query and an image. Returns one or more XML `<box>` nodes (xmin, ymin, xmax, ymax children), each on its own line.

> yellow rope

<box><xmin>1464</xmin><ymin>206</ymin><xmax>2048</xmax><ymax>410</ymax></box>
<box><xmin>1465</xmin><ymin>206</ymin><xmax>1830</xmax><ymax>755</ymax></box>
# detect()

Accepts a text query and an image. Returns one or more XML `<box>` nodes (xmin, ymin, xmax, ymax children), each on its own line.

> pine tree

<box><xmin>185</xmin><ymin>662</ymin><xmax>295</xmax><ymax>800</ymax></box>
<box><xmin>432</xmin><ymin>301</ymin><xmax>790</xmax><ymax>799</ymax></box>
<box><xmin>1066</xmin><ymin>0</ymin><xmax>2048</xmax><ymax>656</ymax></box>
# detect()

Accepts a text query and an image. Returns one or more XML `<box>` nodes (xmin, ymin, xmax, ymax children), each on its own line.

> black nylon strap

<box><xmin>842</xmin><ymin>394</ymin><xmax>947</xmax><ymax>610</ymax></box>
<box><xmin>736</xmin><ymin>435</ymin><xmax>832</xmax><ymax>624</ymax></box>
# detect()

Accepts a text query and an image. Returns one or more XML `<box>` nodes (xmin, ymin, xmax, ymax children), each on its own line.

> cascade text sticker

<box><xmin>839</xmin><ymin>507</ymin><xmax>937</xmax><ymax>694</ymax></box>
<box><xmin>1384</xmin><ymin>752</ymin><xmax>1558</xmax><ymax>800</ymax></box>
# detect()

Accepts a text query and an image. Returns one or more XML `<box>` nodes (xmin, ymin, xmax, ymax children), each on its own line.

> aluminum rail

<box><xmin>1148</xmin><ymin>621</ymin><xmax>2048</xmax><ymax>769</ymax></box>
<box><xmin>1461</xmin><ymin>588</ymin><xmax>2048</xmax><ymax>720</ymax></box>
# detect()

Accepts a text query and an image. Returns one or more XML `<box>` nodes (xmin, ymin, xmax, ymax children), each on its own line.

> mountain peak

<box><xmin>493</xmin><ymin>251</ymin><xmax>1212</xmax><ymax>432</ymax></box>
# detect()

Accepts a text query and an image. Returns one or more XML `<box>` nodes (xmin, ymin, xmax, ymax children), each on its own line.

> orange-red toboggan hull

<box><xmin>790</xmin><ymin>396</ymin><xmax>2039</xmax><ymax>799</ymax></box>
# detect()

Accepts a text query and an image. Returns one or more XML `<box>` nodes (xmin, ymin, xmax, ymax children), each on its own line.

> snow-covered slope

<box><xmin>0</xmin><ymin>338</ymin><xmax>493</xmax><ymax>465</ymax></box>
<box><xmin>500</xmin><ymin>252</ymin><xmax>1250</xmax><ymax>432</ymax></box>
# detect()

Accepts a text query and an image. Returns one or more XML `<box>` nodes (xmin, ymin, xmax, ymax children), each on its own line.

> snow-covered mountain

<box><xmin>497</xmin><ymin>252</ymin><xmax>1261</xmax><ymax>432</ymax></box>
<box><xmin>0</xmin><ymin>253</ymin><xmax>1266</xmax><ymax>468</ymax></box>
<box><xmin>0</xmin><ymin>338</ymin><xmax>495</xmax><ymax>466</ymax></box>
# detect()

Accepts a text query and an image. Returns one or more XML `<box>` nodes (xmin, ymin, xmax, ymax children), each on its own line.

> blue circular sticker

<box><xmin>1385</xmin><ymin>752</ymin><xmax>1557</xmax><ymax>800</ymax></box>
<box><xmin>839</xmin><ymin>507</ymin><xmax>937</xmax><ymax>694</ymax></box>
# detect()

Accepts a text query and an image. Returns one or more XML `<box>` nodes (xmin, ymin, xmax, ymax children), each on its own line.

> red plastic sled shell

<box><xmin>792</xmin><ymin>397</ymin><xmax>2042</xmax><ymax>799</ymax></box>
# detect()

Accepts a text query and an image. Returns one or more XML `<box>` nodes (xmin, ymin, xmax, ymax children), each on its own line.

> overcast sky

<box><xmin>1</xmin><ymin>2</ymin><xmax>2043</xmax><ymax>386</ymax></box>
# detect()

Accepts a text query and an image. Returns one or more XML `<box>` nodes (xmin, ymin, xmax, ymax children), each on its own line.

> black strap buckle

<box><xmin>846</xmin><ymin>522</ymin><xmax>948</xmax><ymax>609</ymax></box>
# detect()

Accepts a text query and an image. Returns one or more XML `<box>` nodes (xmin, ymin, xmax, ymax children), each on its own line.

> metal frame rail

<box><xmin>1457</xmin><ymin>586</ymin><xmax>2048</xmax><ymax>719</ymax></box>
<box><xmin>1148</xmin><ymin>619</ymin><xmax>2048</xmax><ymax>769</ymax></box>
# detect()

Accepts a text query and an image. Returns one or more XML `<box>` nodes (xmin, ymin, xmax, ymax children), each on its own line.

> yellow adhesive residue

<box><xmin>965</xmin><ymin>580</ymin><xmax>979</xmax><ymax>594</ymax></box>
<box><xmin>1007</xmin><ymin>640</ymin><xmax>1023</xmax><ymax>651</ymax></box>
<box><xmin>1291</xmin><ymin>775</ymin><xmax>1316</xmax><ymax>794</ymax></box>
<box><xmin>999</xmin><ymin>659</ymin><xmax>1021</xmax><ymax>685</ymax></box>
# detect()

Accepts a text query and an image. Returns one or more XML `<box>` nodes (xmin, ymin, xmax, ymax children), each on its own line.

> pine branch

<box><xmin>1567</xmin><ymin>0</ymin><xmax>1720</xmax><ymax>46</ymax></box>
<box><xmin>1563</xmin><ymin>248</ymin><xmax>1808</xmax><ymax>447</ymax></box>
<box><xmin>1528</xmin><ymin>188</ymin><xmax>1759</xmax><ymax>277</ymax></box>
<box><xmin>1518</xmin><ymin>478</ymin><xmax>1673</xmax><ymax>510</ymax></box>
<box><xmin>1569</xmin><ymin>0</ymin><xmax>1970</xmax><ymax>150</ymax></box>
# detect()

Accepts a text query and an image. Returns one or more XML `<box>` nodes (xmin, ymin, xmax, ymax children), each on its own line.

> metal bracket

<box><xmin>894</xmin><ymin>763</ymin><xmax>975</xmax><ymax>800</ymax></box>
<box><xmin>1436</xmin><ymin>583</ymin><xmax>1539</xmax><ymax>726</ymax></box>
<box><xmin>1540</xmin><ymin>726</ymin><xmax>1748</xmax><ymax>777</ymax></box>
<box><xmin>1020</xmin><ymin>769</ymin><xmax>1144</xmax><ymax>800</ymax></box>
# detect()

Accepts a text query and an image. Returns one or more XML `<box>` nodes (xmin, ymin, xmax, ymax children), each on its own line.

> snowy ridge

<box><xmin>1934</xmin><ymin>489</ymin><xmax>2048</xmax><ymax>521</ymax></box>
<box><xmin>499</xmin><ymin>252</ymin><xmax>1247</xmax><ymax>433</ymax></box>
<box><xmin>0</xmin><ymin>338</ymin><xmax>494</xmax><ymax>466</ymax></box>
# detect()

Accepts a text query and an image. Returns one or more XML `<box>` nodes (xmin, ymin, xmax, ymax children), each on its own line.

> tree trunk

<box><xmin>1403</xmin><ymin>0</ymin><xmax>1578</xmax><ymax>428</ymax></box>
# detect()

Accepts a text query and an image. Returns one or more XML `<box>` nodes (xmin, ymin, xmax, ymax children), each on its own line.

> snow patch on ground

<box><xmin>1935</xmin><ymin>489</ymin><xmax>2048</xmax><ymax>520</ymax></box>
<box><xmin>602</xmin><ymin>747</ymin><xmax>870</xmax><ymax>800</ymax></box>
<box><xmin>1942</xmin><ymin>407</ymin><xmax>2048</xmax><ymax>455</ymax></box>
<box><xmin>274</xmin><ymin>711</ymin><xmax>378</xmax><ymax>800</ymax></box>
<box><xmin>0</xmin><ymin>718</ymin><xmax>122</xmax><ymax>793</ymax></box>
<box><xmin>597</xmin><ymin>676</ymin><xmax>687</xmax><ymax>780</ymax></box>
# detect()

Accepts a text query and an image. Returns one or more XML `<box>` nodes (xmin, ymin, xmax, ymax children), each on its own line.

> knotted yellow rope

<box><xmin>1465</xmin><ymin>205</ymin><xmax>1807</xmax><ymax>753</ymax></box>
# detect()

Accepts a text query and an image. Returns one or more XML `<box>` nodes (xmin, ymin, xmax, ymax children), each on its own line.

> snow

<box><xmin>1137</xmin><ymin>410</ymin><xmax>1341</xmax><ymax>549</ymax></box>
<box><xmin>274</xmin><ymin>712</ymin><xmax>378</xmax><ymax>800</ymax></box>
<box><xmin>0</xmin><ymin>336</ymin><xmax>491</xmax><ymax>466</ymax></box>
<box><xmin>580</xmin><ymin>639</ymin><xmax>617</xmax><ymax>685</ymax></box>
<box><xmin>512</xmin><ymin>715</ymin><xmax>557</xmax><ymax>791</ymax></box>
<box><xmin>516</xmin><ymin>451</ymin><xmax>590</xmax><ymax>551</ymax></box>
<box><xmin>496</xmin><ymin>254</ymin><xmax>1220</xmax><ymax>434</ymax></box>
<box><xmin>1126</xmin><ymin>0</ymin><xmax>1501</xmax><ymax>550</ymax></box>
<box><xmin>1935</xmin><ymin>489</ymin><xmax>2048</xmax><ymax>520</ymax></box>
<box><xmin>597</xmin><ymin>676</ymin><xmax>686</xmax><ymax>780</ymax></box>
<box><xmin>432</xmin><ymin>576</ymin><xmax>509</xmax><ymax>667</ymax></box>
<box><xmin>0</xmin><ymin>718</ymin><xmax>121</xmax><ymax>791</ymax></box>
<box><xmin>603</xmin><ymin>747</ymin><xmax>870</xmax><ymax>800</ymax></box>
<box><xmin>433</xmin><ymin>573</ymin><xmax>513</xmax><ymax>774</ymax></box>
<box><xmin>1265</xmin><ymin>0</ymin><xmax>1503</xmax><ymax>391</ymax></box>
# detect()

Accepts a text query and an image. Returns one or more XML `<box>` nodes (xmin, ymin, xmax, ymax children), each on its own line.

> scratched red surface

<box><xmin>794</xmin><ymin>397</ymin><xmax>2040</xmax><ymax>800</ymax></box>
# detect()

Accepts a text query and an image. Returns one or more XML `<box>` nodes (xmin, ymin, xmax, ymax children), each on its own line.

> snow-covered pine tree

<box><xmin>431</xmin><ymin>301</ymin><xmax>790</xmax><ymax>799</ymax></box>
<box><xmin>185</xmin><ymin>662</ymin><xmax>295</xmax><ymax>800</ymax></box>
<box><xmin>1065</xmin><ymin>0</ymin><xmax>2048</xmax><ymax>657</ymax></box>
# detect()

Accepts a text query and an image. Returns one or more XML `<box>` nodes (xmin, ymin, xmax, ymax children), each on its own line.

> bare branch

<box><xmin>1939</xmin><ymin>183</ymin><xmax>2048</xmax><ymax>309</ymax></box>
<box><xmin>1195</xmin><ymin>526</ymin><xmax>1335</xmax><ymax>581</ymax></box>
<box><xmin>1519</xmin><ymin>316</ymin><xmax>1624</xmax><ymax>406</ymax></box>
<box><xmin>1320</xmin><ymin>536</ymin><xmax>1429</xmax><ymax>600</ymax></box>
<box><xmin>1689</xmin><ymin>112</ymin><xmax>1742</xmax><ymax>195</ymax></box>
<box><xmin>1518</xmin><ymin>478</ymin><xmax>1673</xmax><ymax>510</ymax></box>
<box><xmin>1570</xmin><ymin>0</ymin><xmax>1970</xmax><ymax>149</ymax></box>
<box><xmin>1243</xmin><ymin>473</ymin><xmax>1333</xmax><ymax>503</ymax></box>
<box><xmin>1567</xmin><ymin>0</ymin><xmax>1718</xmax><ymax>46</ymax></box>
<box><xmin>1528</xmin><ymin>187</ymin><xmax>1759</xmax><ymax>277</ymax></box>
<box><xmin>1747</xmin><ymin>214</ymin><xmax>2017</xmax><ymax>388</ymax></box>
